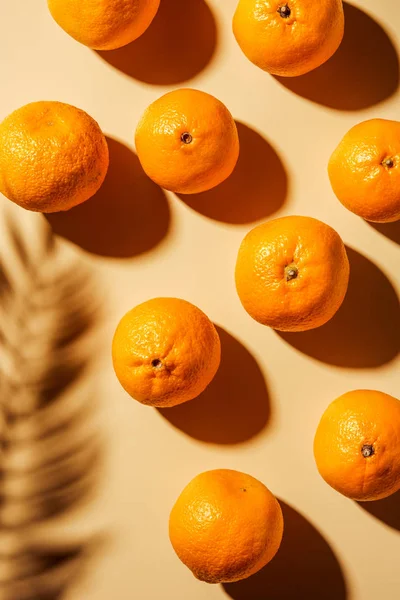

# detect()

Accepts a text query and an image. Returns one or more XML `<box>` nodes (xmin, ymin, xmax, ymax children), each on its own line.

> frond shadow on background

<box><xmin>157</xmin><ymin>326</ymin><xmax>271</xmax><ymax>444</ymax></box>
<box><xmin>95</xmin><ymin>0</ymin><xmax>217</xmax><ymax>85</ymax></box>
<box><xmin>0</xmin><ymin>213</ymin><xmax>105</xmax><ymax>600</ymax></box>
<box><xmin>47</xmin><ymin>137</ymin><xmax>170</xmax><ymax>259</ymax></box>
<box><xmin>275</xmin><ymin>2</ymin><xmax>399</xmax><ymax>111</ymax></box>
<box><xmin>223</xmin><ymin>501</ymin><xmax>348</xmax><ymax>600</ymax></box>
<box><xmin>357</xmin><ymin>490</ymin><xmax>400</xmax><ymax>532</ymax></box>
<box><xmin>277</xmin><ymin>247</ymin><xmax>400</xmax><ymax>368</ymax></box>
<box><xmin>368</xmin><ymin>220</ymin><xmax>400</xmax><ymax>246</ymax></box>
<box><xmin>177</xmin><ymin>122</ymin><xmax>288</xmax><ymax>225</ymax></box>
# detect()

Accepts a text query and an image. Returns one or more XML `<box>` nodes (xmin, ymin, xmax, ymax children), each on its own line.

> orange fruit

<box><xmin>0</xmin><ymin>101</ymin><xmax>109</xmax><ymax>213</ymax></box>
<box><xmin>135</xmin><ymin>89</ymin><xmax>239</xmax><ymax>194</ymax></box>
<box><xmin>235</xmin><ymin>216</ymin><xmax>349</xmax><ymax>332</ymax></box>
<box><xmin>47</xmin><ymin>0</ymin><xmax>160</xmax><ymax>50</ymax></box>
<box><xmin>328</xmin><ymin>119</ymin><xmax>400</xmax><ymax>223</ymax></box>
<box><xmin>169</xmin><ymin>469</ymin><xmax>283</xmax><ymax>583</ymax></box>
<box><xmin>314</xmin><ymin>390</ymin><xmax>400</xmax><ymax>501</ymax></box>
<box><xmin>112</xmin><ymin>298</ymin><xmax>221</xmax><ymax>408</ymax></box>
<box><xmin>233</xmin><ymin>0</ymin><xmax>344</xmax><ymax>77</ymax></box>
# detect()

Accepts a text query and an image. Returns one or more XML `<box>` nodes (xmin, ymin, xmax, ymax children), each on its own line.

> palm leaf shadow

<box><xmin>0</xmin><ymin>213</ymin><xmax>104</xmax><ymax>600</ymax></box>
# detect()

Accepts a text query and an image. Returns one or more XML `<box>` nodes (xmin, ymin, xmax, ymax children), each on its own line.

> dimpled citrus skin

<box><xmin>48</xmin><ymin>0</ymin><xmax>160</xmax><ymax>50</ymax></box>
<box><xmin>328</xmin><ymin>119</ymin><xmax>400</xmax><ymax>223</ymax></box>
<box><xmin>235</xmin><ymin>216</ymin><xmax>350</xmax><ymax>332</ymax></box>
<box><xmin>112</xmin><ymin>298</ymin><xmax>221</xmax><ymax>408</ymax></box>
<box><xmin>0</xmin><ymin>101</ymin><xmax>109</xmax><ymax>213</ymax></box>
<box><xmin>233</xmin><ymin>0</ymin><xmax>344</xmax><ymax>77</ymax></box>
<box><xmin>135</xmin><ymin>89</ymin><xmax>239</xmax><ymax>194</ymax></box>
<box><xmin>314</xmin><ymin>390</ymin><xmax>400</xmax><ymax>501</ymax></box>
<box><xmin>169</xmin><ymin>469</ymin><xmax>283</xmax><ymax>584</ymax></box>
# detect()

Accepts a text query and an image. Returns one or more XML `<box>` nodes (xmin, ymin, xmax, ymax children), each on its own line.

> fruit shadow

<box><xmin>46</xmin><ymin>137</ymin><xmax>170</xmax><ymax>259</ymax></box>
<box><xmin>157</xmin><ymin>326</ymin><xmax>270</xmax><ymax>444</ymax></box>
<box><xmin>95</xmin><ymin>0</ymin><xmax>217</xmax><ymax>85</ymax></box>
<box><xmin>276</xmin><ymin>247</ymin><xmax>400</xmax><ymax>368</ymax></box>
<box><xmin>274</xmin><ymin>2</ymin><xmax>399</xmax><ymax>110</ymax></box>
<box><xmin>223</xmin><ymin>501</ymin><xmax>348</xmax><ymax>600</ymax></box>
<box><xmin>176</xmin><ymin>122</ymin><xmax>288</xmax><ymax>225</ymax></box>
<box><xmin>368</xmin><ymin>220</ymin><xmax>400</xmax><ymax>246</ymax></box>
<box><xmin>357</xmin><ymin>490</ymin><xmax>400</xmax><ymax>532</ymax></box>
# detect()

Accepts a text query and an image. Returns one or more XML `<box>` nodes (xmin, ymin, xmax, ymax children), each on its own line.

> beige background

<box><xmin>0</xmin><ymin>1</ymin><xmax>399</xmax><ymax>599</ymax></box>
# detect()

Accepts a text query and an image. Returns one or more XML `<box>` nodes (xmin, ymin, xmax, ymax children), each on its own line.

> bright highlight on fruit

<box><xmin>135</xmin><ymin>89</ymin><xmax>239</xmax><ymax>194</ymax></box>
<box><xmin>112</xmin><ymin>298</ymin><xmax>221</xmax><ymax>408</ymax></box>
<box><xmin>314</xmin><ymin>390</ymin><xmax>400</xmax><ymax>501</ymax></box>
<box><xmin>0</xmin><ymin>101</ymin><xmax>109</xmax><ymax>213</ymax></box>
<box><xmin>328</xmin><ymin>119</ymin><xmax>400</xmax><ymax>223</ymax></box>
<box><xmin>47</xmin><ymin>0</ymin><xmax>160</xmax><ymax>50</ymax></box>
<box><xmin>233</xmin><ymin>0</ymin><xmax>344</xmax><ymax>77</ymax></box>
<box><xmin>235</xmin><ymin>216</ymin><xmax>350</xmax><ymax>332</ymax></box>
<box><xmin>169</xmin><ymin>469</ymin><xmax>283</xmax><ymax>583</ymax></box>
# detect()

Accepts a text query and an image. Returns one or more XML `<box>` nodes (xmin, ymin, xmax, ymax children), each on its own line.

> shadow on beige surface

<box><xmin>177</xmin><ymin>122</ymin><xmax>288</xmax><ymax>225</ymax></box>
<box><xmin>368</xmin><ymin>220</ymin><xmax>400</xmax><ymax>246</ymax></box>
<box><xmin>157</xmin><ymin>326</ymin><xmax>270</xmax><ymax>444</ymax></box>
<box><xmin>223</xmin><ymin>500</ymin><xmax>347</xmax><ymax>600</ymax></box>
<box><xmin>95</xmin><ymin>0</ymin><xmax>217</xmax><ymax>85</ymax></box>
<box><xmin>275</xmin><ymin>2</ymin><xmax>399</xmax><ymax>111</ymax></box>
<box><xmin>47</xmin><ymin>137</ymin><xmax>170</xmax><ymax>258</ymax></box>
<box><xmin>357</xmin><ymin>490</ymin><xmax>400</xmax><ymax>532</ymax></box>
<box><xmin>277</xmin><ymin>247</ymin><xmax>400</xmax><ymax>368</ymax></box>
<box><xmin>0</xmin><ymin>217</ymin><xmax>104</xmax><ymax>599</ymax></box>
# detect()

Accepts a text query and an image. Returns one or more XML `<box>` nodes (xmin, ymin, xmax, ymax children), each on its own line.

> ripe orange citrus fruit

<box><xmin>328</xmin><ymin>119</ymin><xmax>400</xmax><ymax>223</ymax></box>
<box><xmin>169</xmin><ymin>469</ymin><xmax>283</xmax><ymax>583</ymax></box>
<box><xmin>112</xmin><ymin>298</ymin><xmax>221</xmax><ymax>408</ymax></box>
<box><xmin>48</xmin><ymin>0</ymin><xmax>160</xmax><ymax>50</ymax></box>
<box><xmin>235</xmin><ymin>216</ymin><xmax>349</xmax><ymax>332</ymax></box>
<box><xmin>314</xmin><ymin>390</ymin><xmax>400</xmax><ymax>501</ymax></box>
<box><xmin>0</xmin><ymin>101</ymin><xmax>109</xmax><ymax>213</ymax></box>
<box><xmin>135</xmin><ymin>89</ymin><xmax>239</xmax><ymax>194</ymax></box>
<box><xmin>233</xmin><ymin>0</ymin><xmax>344</xmax><ymax>76</ymax></box>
